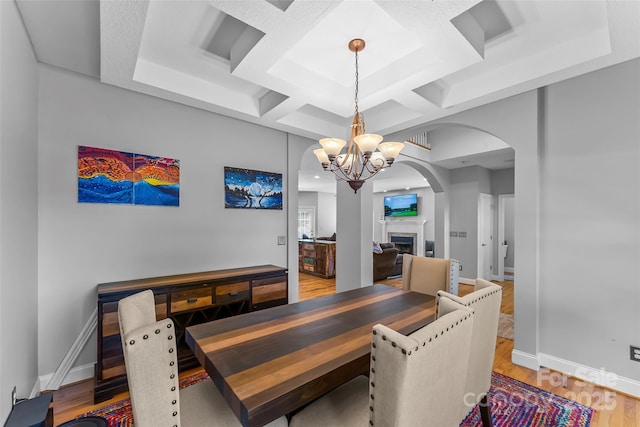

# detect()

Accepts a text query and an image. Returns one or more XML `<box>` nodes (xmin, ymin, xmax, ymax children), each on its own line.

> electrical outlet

<box><xmin>459</xmin><ymin>264</ymin><xmax>463</xmax><ymax>271</ymax></box>
<box><xmin>631</xmin><ymin>345</ymin><xmax>640</xmax><ymax>362</ymax></box>
<box><xmin>450</xmin><ymin>231</ymin><xmax>458</xmax><ymax>237</ymax></box>
<box><xmin>459</xmin><ymin>231</ymin><xmax>467</xmax><ymax>238</ymax></box>
<box><xmin>277</xmin><ymin>235</ymin><xmax>286</xmax><ymax>245</ymax></box>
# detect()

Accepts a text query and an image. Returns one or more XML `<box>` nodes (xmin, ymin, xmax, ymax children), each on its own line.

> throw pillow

<box><xmin>373</xmin><ymin>241</ymin><xmax>383</xmax><ymax>254</ymax></box>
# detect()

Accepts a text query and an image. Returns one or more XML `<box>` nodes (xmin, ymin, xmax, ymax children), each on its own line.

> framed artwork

<box><xmin>78</xmin><ymin>146</ymin><xmax>180</xmax><ymax>206</ymax></box>
<box><xmin>224</xmin><ymin>166</ymin><xmax>283</xmax><ymax>209</ymax></box>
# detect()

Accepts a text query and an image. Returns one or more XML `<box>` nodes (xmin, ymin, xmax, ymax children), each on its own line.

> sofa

<box><xmin>373</xmin><ymin>243</ymin><xmax>400</xmax><ymax>281</ymax></box>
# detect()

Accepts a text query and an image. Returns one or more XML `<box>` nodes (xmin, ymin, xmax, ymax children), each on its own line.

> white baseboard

<box><xmin>38</xmin><ymin>363</ymin><xmax>95</xmax><ymax>393</ymax></box>
<box><xmin>458</xmin><ymin>277</ymin><xmax>475</xmax><ymax>285</ymax></box>
<box><xmin>511</xmin><ymin>349</ymin><xmax>540</xmax><ymax>371</ymax></box>
<box><xmin>504</xmin><ymin>267</ymin><xmax>514</xmax><ymax>273</ymax></box>
<box><xmin>539</xmin><ymin>353</ymin><xmax>640</xmax><ymax>398</ymax></box>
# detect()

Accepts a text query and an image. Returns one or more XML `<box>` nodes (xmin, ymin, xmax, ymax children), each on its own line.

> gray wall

<box><xmin>448</xmin><ymin>166</ymin><xmax>492</xmax><ymax>278</ymax></box>
<box><xmin>37</xmin><ymin>65</ymin><xmax>290</xmax><ymax>377</ymax></box>
<box><xmin>0</xmin><ymin>1</ymin><xmax>40</xmax><ymax>419</ymax></box>
<box><xmin>539</xmin><ymin>58</ymin><xmax>640</xmax><ymax>380</ymax></box>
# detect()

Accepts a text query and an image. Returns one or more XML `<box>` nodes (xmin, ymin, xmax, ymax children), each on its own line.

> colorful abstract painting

<box><xmin>78</xmin><ymin>146</ymin><xmax>180</xmax><ymax>206</ymax></box>
<box><xmin>224</xmin><ymin>167</ymin><xmax>283</xmax><ymax>209</ymax></box>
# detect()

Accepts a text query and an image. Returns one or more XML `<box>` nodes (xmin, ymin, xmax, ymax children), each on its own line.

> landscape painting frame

<box><xmin>224</xmin><ymin>166</ymin><xmax>283</xmax><ymax>210</ymax></box>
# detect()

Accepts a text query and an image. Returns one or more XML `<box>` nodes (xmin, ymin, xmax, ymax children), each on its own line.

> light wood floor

<box><xmin>50</xmin><ymin>274</ymin><xmax>639</xmax><ymax>426</ymax></box>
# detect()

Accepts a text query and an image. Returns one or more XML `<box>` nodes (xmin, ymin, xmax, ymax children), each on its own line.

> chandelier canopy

<box><xmin>314</xmin><ymin>39</ymin><xmax>404</xmax><ymax>193</ymax></box>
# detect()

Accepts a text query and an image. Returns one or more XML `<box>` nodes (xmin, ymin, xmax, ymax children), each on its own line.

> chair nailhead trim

<box><xmin>172</xmin><ymin>411</ymin><xmax>177</xmax><ymax>416</ymax></box>
<box><xmin>169</xmin><ymin>348</ymin><xmax>174</xmax><ymax>353</ymax></box>
<box><xmin>143</xmin><ymin>334</ymin><xmax>148</xmax><ymax>340</ymax></box>
<box><xmin>171</xmin><ymin>386</ymin><xmax>176</xmax><ymax>391</ymax></box>
<box><xmin>167</xmin><ymin>323</ymin><xmax>172</xmax><ymax>328</ymax></box>
<box><xmin>170</xmin><ymin>374</ymin><xmax>175</xmax><ymax>379</ymax></box>
<box><xmin>170</xmin><ymin>361</ymin><xmax>175</xmax><ymax>366</ymax></box>
<box><xmin>129</xmin><ymin>340</ymin><xmax>135</xmax><ymax>345</ymax></box>
<box><xmin>172</xmin><ymin>399</ymin><xmax>177</xmax><ymax>404</ymax></box>
<box><xmin>155</xmin><ymin>329</ymin><xmax>160</xmax><ymax>334</ymax></box>
<box><xmin>168</xmin><ymin>335</ymin><xmax>173</xmax><ymax>340</ymax></box>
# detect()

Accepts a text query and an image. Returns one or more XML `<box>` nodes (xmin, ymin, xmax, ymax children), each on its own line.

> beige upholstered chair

<box><xmin>290</xmin><ymin>299</ymin><xmax>475</xmax><ymax>427</ymax></box>
<box><xmin>118</xmin><ymin>290</ymin><xmax>287</xmax><ymax>427</ymax></box>
<box><xmin>402</xmin><ymin>254</ymin><xmax>457</xmax><ymax>296</ymax></box>
<box><xmin>437</xmin><ymin>278</ymin><xmax>503</xmax><ymax>427</ymax></box>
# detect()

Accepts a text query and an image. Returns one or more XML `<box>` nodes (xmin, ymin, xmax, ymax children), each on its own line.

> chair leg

<box><xmin>479</xmin><ymin>395</ymin><xmax>493</xmax><ymax>427</ymax></box>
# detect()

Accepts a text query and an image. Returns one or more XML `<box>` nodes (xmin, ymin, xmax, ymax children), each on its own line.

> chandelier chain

<box><xmin>354</xmin><ymin>48</ymin><xmax>359</xmax><ymax>118</ymax></box>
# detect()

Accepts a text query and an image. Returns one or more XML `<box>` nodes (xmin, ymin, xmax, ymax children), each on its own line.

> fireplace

<box><xmin>388</xmin><ymin>233</ymin><xmax>417</xmax><ymax>255</ymax></box>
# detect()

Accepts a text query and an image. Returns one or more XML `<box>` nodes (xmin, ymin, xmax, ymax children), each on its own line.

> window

<box><xmin>298</xmin><ymin>207</ymin><xmax>315</xmax><ymax>239</ymax></box>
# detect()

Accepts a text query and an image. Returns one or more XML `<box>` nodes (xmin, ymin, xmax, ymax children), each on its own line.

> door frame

<box><xmin>497</xmin><ymin>193</ymin><xmax>514</xmax><ymax>280</ymax></box>
<box><xmin>477</xmin><ymin>193</ymin><xmax>493</xmax><ymax>281</ymax></box>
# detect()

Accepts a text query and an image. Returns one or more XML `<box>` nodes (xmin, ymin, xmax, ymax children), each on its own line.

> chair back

<box><xmin>437</xmin><ymin>279</ymin><xmax>502</xmax><ymax>420</ymax></box>
<box><xmin>402</xmin><ymin>254</ymin><xmax>452</xmax><ymax>296</ymax></box>
<box><xmin>369</xmin><ymin>300</ymin><xmax>474</xmax><ymax>426</ymax></box>
<box><xmin>118</xmin><ymin>290</ymin><xmax>182</xmax><ymax>427</ymax></box>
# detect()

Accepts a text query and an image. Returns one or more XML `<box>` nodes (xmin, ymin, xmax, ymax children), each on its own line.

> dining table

<box><xmin>185</xmin><ymin>284</ymin><xmax>436</xmax><ymax>427</ymax></box>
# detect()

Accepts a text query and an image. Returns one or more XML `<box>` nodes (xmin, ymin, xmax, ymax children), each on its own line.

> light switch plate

<box><xmin>277</xmin><ymin>235</ymin><xmax>286</xmax><ymax>245</ymax></box>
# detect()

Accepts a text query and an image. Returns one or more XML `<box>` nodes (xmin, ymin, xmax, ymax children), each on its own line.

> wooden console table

<box><xmin>298</xmin><ymin>240</ymin><xmax>336</xmax><ymax>278</ymax></box>
<box><xmin>94</xmin><ymin>265</ymin><xmax>288</xmax><ymax>403</ymax></box>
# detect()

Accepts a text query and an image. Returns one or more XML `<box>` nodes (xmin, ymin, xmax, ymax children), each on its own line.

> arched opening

<box><xmin>295</xmin><ymin>124</ymin><xmax>515</xmax><ymax>305</ymax></box>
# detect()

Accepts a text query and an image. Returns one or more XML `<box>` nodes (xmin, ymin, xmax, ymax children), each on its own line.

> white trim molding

<box><xmin>539</xmin><ymin>353</ymin><xmax>640</xmax><ymax>398</ymax></box>
<box><xmin>37</xmin><ymin>363</ymin><xmax>95</xmax><ymax>396</ymax></box>
<box><xmin>511</xmin><ymin>350</ymin><xmax>640</xmax><ymax>398</ymax></box>
<box><xmin>511</xmin><ymin>349</ymin><xmax>540</xmax><ymax>371</ymax></box>
<box><xmin>31</xmin><ymin>307</ymin><xmax>98</xmax><ymax>397</ymax></box>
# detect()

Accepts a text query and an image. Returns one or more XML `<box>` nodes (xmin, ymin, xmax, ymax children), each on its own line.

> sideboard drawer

<box><xmin>170</xmin><ymin>287</ymin><xmax>212</xmax><ymax>314</ymax></box>
<box><xmin>216</xmin><ymin>282</ymin><xmax>250</xmax><ymax>304</ymax></box>
<box><xmin>252</xmin><ymin>279</ymin><xmax>287</xmax><ymax>306</ymax></box>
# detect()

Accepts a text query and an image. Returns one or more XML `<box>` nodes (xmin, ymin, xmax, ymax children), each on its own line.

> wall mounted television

<box><xmin>384</xmin><ymin>193</ymin><xmax>418</xmax><ymax>217</ymax></box>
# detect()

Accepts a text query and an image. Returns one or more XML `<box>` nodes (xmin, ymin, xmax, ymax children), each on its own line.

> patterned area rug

<box><xmin>82</xmin><ymin>371</ymin><xmax>593</xmax><ymax>427</ymax></box>
<box><xmin>80</xmin><ymin>371</ymin><xmax>209</xmax><ymax>427</ymax></box>
<box><xmin>461</xmin><ymin>372</ymin><xmax>593</xmax><ymax>427</ymax></box>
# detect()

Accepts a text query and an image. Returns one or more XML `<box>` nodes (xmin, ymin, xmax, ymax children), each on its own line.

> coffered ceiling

<box><xmin>16</xmin><ymin>0</ymin><xmax>640</xmax><ymax>192</ymax></box>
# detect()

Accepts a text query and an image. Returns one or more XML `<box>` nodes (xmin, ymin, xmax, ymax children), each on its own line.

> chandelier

<box><xmin>313</xmin><ymin>39</ymin><xmax>404</xmax><ymax>193</ymax></box>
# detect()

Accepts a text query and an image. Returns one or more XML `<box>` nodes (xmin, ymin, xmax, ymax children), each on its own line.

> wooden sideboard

<box><xmin>298</xmin><ymin>240</ymin><xmax>336</xmax><ymax>278</ymax></box>
<box><xmin>95</xmin><ymin>265</ymin><xmax>288</xmax><ymax>403</ymax></box>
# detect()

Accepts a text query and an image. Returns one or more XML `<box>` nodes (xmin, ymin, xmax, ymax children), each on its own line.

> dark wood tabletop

<box><xmin>185</xmin><ymin>284</ymin><xmax>436</xmax><ymax>427</ymax></box>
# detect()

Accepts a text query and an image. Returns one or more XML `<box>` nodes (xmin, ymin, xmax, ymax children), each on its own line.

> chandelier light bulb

<box><xmin>354</xmin><ymin>133</ymin><xmax>383</xmax><ymax>156</ymax></box>
<box><xmin>319</xmin><ymin>138</ymin><xmax>347</xmax><ymax>158</ymax></box>
<box><xmin>378</xmin><ymin>141</ymin><xmax>404</xmax><ymax>164</ymax></box>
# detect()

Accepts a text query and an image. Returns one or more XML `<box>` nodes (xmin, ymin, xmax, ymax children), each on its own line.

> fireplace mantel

<box><xmin>379</xmin><ymin>219</ymin><xmax>427</xmax><ymax>257</ymax></box>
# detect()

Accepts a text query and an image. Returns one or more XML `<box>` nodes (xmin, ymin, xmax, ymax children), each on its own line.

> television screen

<box><xmin>384</xmin><ymin>193</ymin><xmax>418</xmax><ymax>217</ymax></box>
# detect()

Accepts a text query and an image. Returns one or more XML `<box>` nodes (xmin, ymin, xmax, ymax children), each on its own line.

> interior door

<box><xmin>478</xmin><ymin>193</ymin><xmax>493</xmax><ymax>280</ymax></box>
